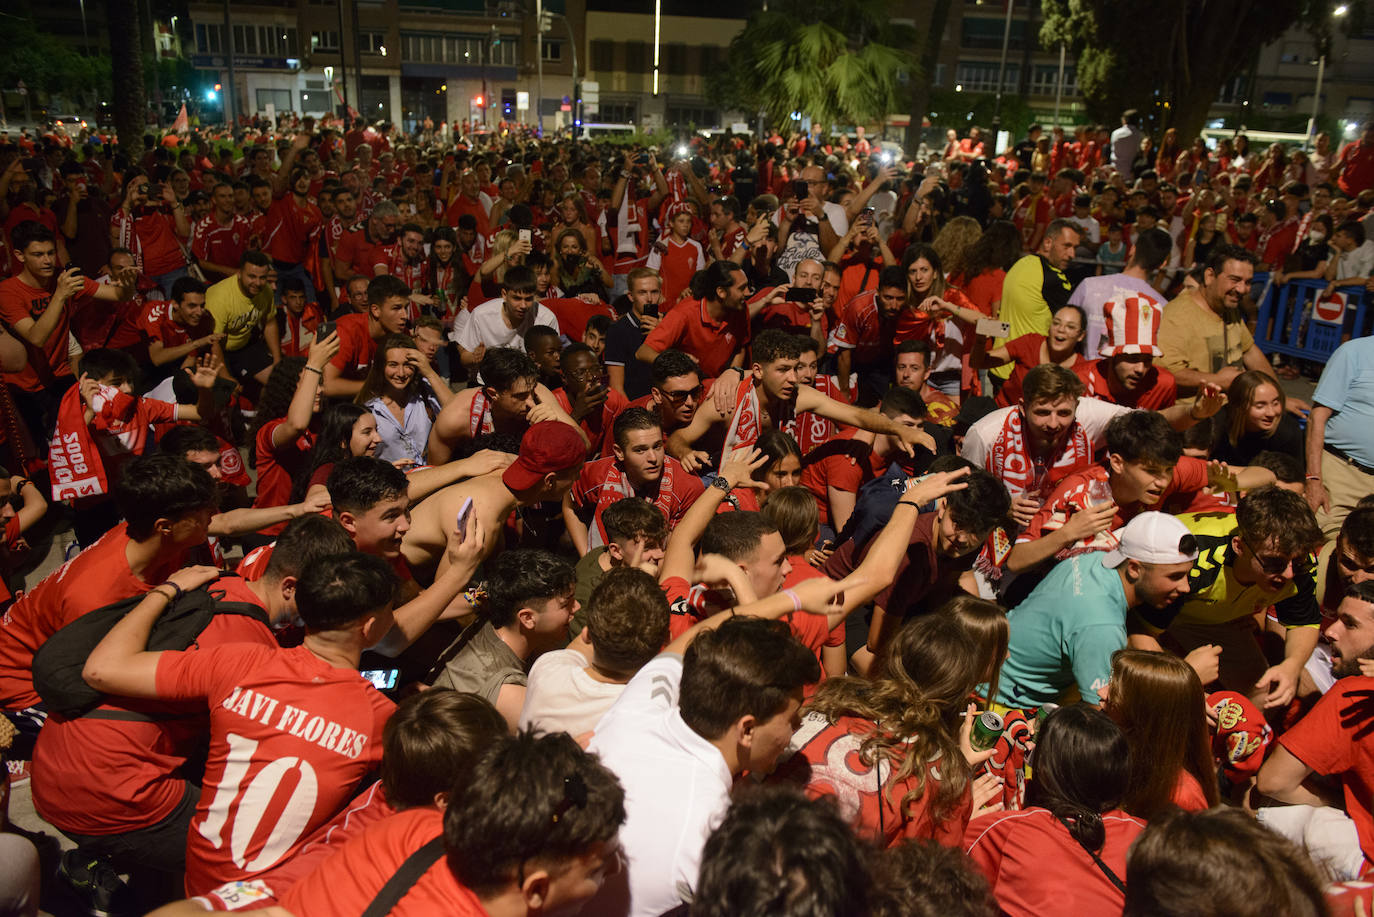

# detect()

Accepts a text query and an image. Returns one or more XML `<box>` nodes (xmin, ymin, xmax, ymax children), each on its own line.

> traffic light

<box><xmin>539</xmin><ymin>10</ymin><xmax>552</xmax><ymax>32</ymax></box>
<box><xmin>473</xmin><ymin>95</ymin><xmax>485</xmax><ymax>107</ymax></box>
<box><xmin>214</xmin><ymin>83</ymin><xmax>222</xmax><ymax>92</ymax></box>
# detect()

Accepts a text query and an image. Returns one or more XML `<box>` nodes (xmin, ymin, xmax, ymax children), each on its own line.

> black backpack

<box><xmin>32</xmin><ymin>585</ymin><xmax>270</xmax><ymax>719</ymax></box>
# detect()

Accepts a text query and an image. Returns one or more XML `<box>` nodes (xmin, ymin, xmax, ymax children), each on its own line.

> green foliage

<box><xmin>927</xmin><ymin>90</ymin><xmax>1036</xmax><ymax>140</ymax></box>
<box><xmin>0</xmin><ymin>19</ymin><xmax>111</xmax><ymax>99</ymax></box>
<box><xmin>708</xmin><ymin>0</ymin><xmax>917</xmax><ymax>132</ymax></box>
<box><xmin>1039</xmin><ymin>0</ymin><xmax>1308</xmax><ymax>140</ymax></box>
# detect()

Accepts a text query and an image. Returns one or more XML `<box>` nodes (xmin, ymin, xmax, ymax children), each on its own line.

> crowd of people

<box><xmin>0</xmin><ymin>108</ymin><xmax>1370</xmax><ymax>917</ymax></box>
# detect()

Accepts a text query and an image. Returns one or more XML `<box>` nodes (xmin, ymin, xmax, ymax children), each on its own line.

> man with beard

<box><xmin>562</xmin><ymin>406</ymin><xmax>705</xmax><ymax>555</ymax></box>
<box><xmin>1158</xmin><ymin>244</ymin><xmax>1285</xmax><ymax>395</ymax></box>
<box><xmin>1073</xmin><ymin>290</ymin><xmax>1178</xmax><ymax>409</ymax></box>
<box><xmin>333</xmin><ymin>200</ymin><xmax>401</xmax><ymax>289</ymax></box>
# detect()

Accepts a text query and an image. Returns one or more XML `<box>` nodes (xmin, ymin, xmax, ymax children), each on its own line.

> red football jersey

<box><xmin>155</xmin><ymin>643</ymin><xmax>395</xmax><ymax>896</ymax></box>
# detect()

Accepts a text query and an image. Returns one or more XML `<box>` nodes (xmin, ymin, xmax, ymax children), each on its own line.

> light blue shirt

<box><xmin>366</xmin><ymin>396</ymin><xmax>435</xmax><ymax>466</ymax></box>
<box><xmin>1313</xmin><ymin>336</ymin><xmax>1374</xmax><ymax>466</ymax></box>
<box><xmin>996</xmin><ymin>552</ymin><xmax>1129</xmax><ymax>708</ymax></box>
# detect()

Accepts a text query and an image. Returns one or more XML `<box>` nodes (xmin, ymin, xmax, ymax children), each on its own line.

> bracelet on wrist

<box><xmin>156</xmin><ymin>582</ymin><xmax>183</xmax><ymax>602</ymax></box>
<box><xmin>303</xmin><ymin>365</ymin><xmax>324</xmax><ymax>376</ymax></box>
<box><xmin>1305</xmin><ymin>474</ymin><xmax>1323</xmax><ymax>482</ymax></box>
<box><xmin>783</xmin><ymin>589</ymin><xmax>801</xmax><ymax>613</ymax></box>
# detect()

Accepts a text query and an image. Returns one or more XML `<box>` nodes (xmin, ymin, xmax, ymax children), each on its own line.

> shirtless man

<box><xmin>425</xmin><ymin>347</ymin><xmax>585</xmax><ymax>464</ymax></box>
<box><xmin>403</xmin><ymin>421</ymin><xmax>585</xmax><ymax>576</ymax></box>
<box><xmin>668</xmin><ymin>328</ymin><xmax>934</xmax><ymax>471</ymax></box>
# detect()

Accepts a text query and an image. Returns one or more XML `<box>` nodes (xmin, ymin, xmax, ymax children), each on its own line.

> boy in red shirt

<box><xmin>280</xmin><ymin>731</ymin><xmax>625</xmax><ymax>917</ymax></box>
<box><xmin>0</xmin><ymin>455</ymin><xmax>217</xmax><ymax>755</ymax></box>
<box><xmin>32</xmin><ymin>515</ymin><xmax>355</xmax><ymax>883</ymax></box>
<box><xmin>0</xmin><ymin>221</ymin><xmax>133</xmax><ymax>438</ymax></box>
<box><xmin>81</xmin><ymin>553</ymin><xmax>403</xmax><ymax>897</ymax></box>
<box><xmin>277</xmin><ymin>277</ymin><xmax>324</xmax><ymax>359</ymax></box>
<box><xmin>646</xmin><ymin>203</ymin><xmax>706</xmax><ymax>306</ymax></box>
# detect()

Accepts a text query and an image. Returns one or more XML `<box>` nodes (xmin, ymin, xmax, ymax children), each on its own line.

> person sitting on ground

<box><xmin>357</xmin><ymin>332</ymin><xmax>452</xmax><ymax>467</ymax></box>
<box><xmin>426</xmin><ymin>548</ymin><xmax>577</xmax><ymax>727</ymax></box>
<box><xmin>569</xmin><ymin>497</ymin><xmax>668</xmax><ymax>636</ymax></box>
<box><xmin>552</xmin><ymin>343</ymin><xmax>630</xmax><ymax>458</ymax></box>
<box><xmin>426</xmin><ymin>346</ymin><xmax>584</xmax><ymax>465</ymax></box>
<box><xmin>963</xmin><ymin>705</ymin><xmax>1146</xmax><ymax>917</ymax></box>
<box><xmin>519</xmin><ymin>566</ymin><xmax>670</xmax><ymax>741</ymax></box>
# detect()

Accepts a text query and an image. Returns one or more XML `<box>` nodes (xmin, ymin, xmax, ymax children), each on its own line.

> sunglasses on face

<box><xmin>1242</xmin><ymin>535</ymin><xmax>1300</xmax><ymax>575</ymax></box>
<box><xmin>658</xmin><ymin>384</ymin><xmax>703</xmax><ymax>403</ymax></box>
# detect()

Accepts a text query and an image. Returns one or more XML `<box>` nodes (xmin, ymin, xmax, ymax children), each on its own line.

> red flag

<box><xmin>171</xmin><ymin>103</ymin><xmax>189</xmax><ymax>134</ymax></box>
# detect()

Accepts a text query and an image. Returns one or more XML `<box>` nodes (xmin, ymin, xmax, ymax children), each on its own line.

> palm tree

<box><xmin>710</xmin><ymin>0</ymin><xmax>917</xmax><ymax>136</ymax></box>
<box><xmin>108</xmin><ymin>0</ymin><xmax>147</xmax><ymax>155</ymax></box>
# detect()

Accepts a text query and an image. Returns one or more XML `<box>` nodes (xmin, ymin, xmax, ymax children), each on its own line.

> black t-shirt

<box><xmin>604</xmin><ymin>313</ymin><xmax>652</xmax><ymax>400</ymax></box>
<box><xmin>1210</xmin><ymin>411</ymin><xmax>1305</xmax><ymax>468</ymax></box>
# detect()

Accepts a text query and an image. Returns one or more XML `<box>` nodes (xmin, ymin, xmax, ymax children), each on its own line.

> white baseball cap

<box><xmin>1101</xmin><ymin>511</ymin><xmax>1199</xmax><ymax>568</ymax></box>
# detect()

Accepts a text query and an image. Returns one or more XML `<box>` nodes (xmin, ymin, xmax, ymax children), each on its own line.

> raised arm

<box><xmin>81</xmin><ymin>566</ymin><xmax>222</xmax><ymax>698</ymax></box>
<box><xmin>275</xmin><ymin>331</ymin><xmax>337</xmax><ymax>447</ymax></box>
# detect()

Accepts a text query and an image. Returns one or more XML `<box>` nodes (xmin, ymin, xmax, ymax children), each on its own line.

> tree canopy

<box><xmin>1040</xmin><ymin>0</ymin><xmax>1309</xmax><ymax>140</ymax></box>
<box><xmin>707</xmin><ymin>0</ymin><xmax>917</xmax><ymax>133</ymax></box>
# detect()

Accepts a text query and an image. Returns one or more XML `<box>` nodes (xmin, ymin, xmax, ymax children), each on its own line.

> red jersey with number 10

<box><xmin>154</xmin><ymin>643</ymin><xmax>394</xmax><ymax>896</ymax></box>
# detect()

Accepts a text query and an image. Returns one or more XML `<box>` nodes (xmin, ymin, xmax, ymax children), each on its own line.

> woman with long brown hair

<box><xmin>771</xmin><ymin>596</ymin><xmax>1009</xmax><ymax>847</ymax></box>
<box><xmin>1101</xmin><ymin>649</ymin><xmax>1219</xmax><ymax>819</ymax></box>
<box><xmin>1210</xmin><ymin>370</ymin><xmax>1303</xmax><ymax>467</ymax></box>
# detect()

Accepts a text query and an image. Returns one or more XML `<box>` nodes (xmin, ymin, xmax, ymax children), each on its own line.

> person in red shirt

<box><xmin>324</xmin><ymin>274</ymin><xmax>411</xmax><ymax>399</ymax></box>
<box><xmin>1335</xmin><ymin>121</ymin><xmax>1374</xmax><ymax>199</ymax></box>
<box><xmin>963</xmin><ymin>705</ymin><xmax>1147</xmax><ymax>916</ymax></box>
<box><xmin>280</xmin><ymin>731</ymin><xmax>625</xmax><ymax>917</ymax></box>
<box><xmin>31</xmin><ymin>515</ymin><xmax>355</xmax><ymax>879</ymax></box>
<box><xmin>0</xmin><ymin>455</ymin><xmax>217</xmax><ymax>754</ymax></box>
<box><xmin>801</xmin><ymin>386</ymin><xmax>928</xmax><ymax>534</ymax></box>
<box><xmin>562</xmin><ymin>406</ymin><xmax>705</xmax><ymax>555</ymax></box>
<box><xmin>0</xmin><ymin>221</ymin><xmax>133</xmax><ymax>438</ymax></box>
<box><xmin>191</xmin><ymin>182</ymin><xmax>253</xmax><ymax>282</ymax></box>
<box><xmin>138</xmin><ymin>276</ymin><xmax>226</xmax><ymax>387</ymax></box>
<box><xmin>278</xmin><ymin>277</ymin><xmax>325</xmax><ymax>359</ymax></box>
<box><xmin>772</xmin><ymin>593</ymin><xmax>1007</xmax><ymax>848</ymax></box>
<box><xmin>829</xmin><ymin>265</ymin><xmax>907</xmax><ymax>403</ymax></box>
<box><xmin>332</xmin><ymin>201</ymin><xmax>401</xmax><ymax>294</ymax></box>
<box><xmin>553</xmin><ymin>344</ymin><xmax>629</xmax><ymax>459</ymax></box>
<box><xmin>110</xmin><ymin>173</ymin><xmax>192</xmax><ymax>297</ymax></box>
<box><xmin>647</xmin><ymin>204</ymin><xmax>706</xmax><ymax>306</ymax></box>
<box><xmin>251</xmin><ymin>337</ymin><xmax>337</xmax><ymax>535</ymax></box>
<box><xmin>0</xmin><ymin>160</ymin><xmax>68</xmax><ymax>274</ymax></box>
<box><xmin>708</xmin><ymin>195</ymin><xmax>748</xmax><ymax>263</ymax></box>
<box><xmin>627</xmin><ymin>348</ymin><xmax>706</xmax><ymax>442</ymax></box>
<box><xmin>894</xmin><ymin>339</ymin><xmax>958</xmax><ymax>427</ymax></box>
<box><xmin>636</xmin><ymin>260</ymin><xmax>750</xmax><ymax>379</ymax></box>
<box><xmin>263</xmin><ymin>147</ymin><xmax>324</xmax><ymax>305</ymax></box>
<box><xmin>670</xmin><ymin>328</ymin><xmax>932</xmax><ymax>475</ymax></box>
<box><xmin>80</xmin><ymin>553</ymin><xmax>404</xmax><ymax>897</ymax></box>
<box><xmin>1073</xmin><ymin>293</ymin><xmax>1178</xmax><ymax>409</ymax></box>
<box><xmin>1013</xmin><ymin>173</ymin><xmax>1053</xmax><ymax>252</ymax></box>
<box><xmin>442</xmin><ymin>168</ymin><xmax>491</xmax><ymax>237</ymax></box>
<box><xmin>1256</xmin><ymin>199</ymin><xmax>1300</xmax><ymax>272</ymax></box>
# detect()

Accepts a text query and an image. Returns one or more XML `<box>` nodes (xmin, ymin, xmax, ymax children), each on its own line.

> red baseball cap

<box><xmin>502</xmin><ymin>421</ymin><xmax>585</xmax><ymax>492</ymax></box>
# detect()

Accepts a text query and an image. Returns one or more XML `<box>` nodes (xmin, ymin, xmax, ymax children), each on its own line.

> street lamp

<box><xmin>1307</xmin><ymin>3</ymin><xmax>1349</xmax><ymax>150</ymax></box>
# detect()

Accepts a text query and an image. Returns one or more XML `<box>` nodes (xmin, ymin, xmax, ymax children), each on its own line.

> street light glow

<box><xmin>1334</xmin><ymin>4</ymin><xmax>1349</xmax><ymax>15</ymax></box>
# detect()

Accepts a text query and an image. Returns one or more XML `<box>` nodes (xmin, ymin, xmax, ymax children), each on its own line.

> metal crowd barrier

<box><xmin>1253</xmin><ymin>274</ymin><xmax>1370</xmax><ymax>364</ymax></box>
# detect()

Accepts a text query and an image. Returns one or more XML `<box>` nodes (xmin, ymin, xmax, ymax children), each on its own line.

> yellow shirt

<box><xmin>992</xmin><ymin>254</ymin><xmax>1068</xmax><ymax>380</ymax></box>
<box><xmin>1156</xmin><ymin>292</ymin><xmax>1253</xmax><ymax>387</ymax></box>
<box><xmin>206</xmin><ymin>274</ymin><xmax>275</xmax><ymax>351</ymax></box>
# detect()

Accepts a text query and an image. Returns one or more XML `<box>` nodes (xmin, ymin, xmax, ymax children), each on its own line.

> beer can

<box><xmin>1036</xmin><ymin>703</ymin><xmax>1060</xmax><ymax>725</ymax></box>
<box><xmin>970</xmin><ymin>710</ymin><xmax>1004</xmax><ymax>752</ymax></box>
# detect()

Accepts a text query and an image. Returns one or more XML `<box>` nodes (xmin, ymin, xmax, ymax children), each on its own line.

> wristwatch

<box><xmin>709</xmin><ymin>475</ymin><xmax>731</xmax><ymax>493</ymax></box>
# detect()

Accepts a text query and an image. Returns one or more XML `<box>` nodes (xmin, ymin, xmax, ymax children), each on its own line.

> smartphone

<box><xmin>518</xmin><ymin>228</ymin><xmax>531</xmax><ymax>245</ymax></box>
<box><xmin>316</xmin><ymin>320</ymin><xmax>337</xmax><ymax>340</ymax></box>
<box><xmin>859</xmin><ymin>207</ymin><xmax>875</xmax><ymax>223</ymax></box>
<box><xmin>635</xmin><ymin>153</ymin><xmax>650</xmax><ymax>165</ymax></box>
<box><xmin>791</xmin><ymin>178</ymin><xmax>809</xmax><ymax>200</ymax></box>
<box><xmin>149</xmin><ymin>182</ymin><xmax>164</xmax><ymax>198</ymax></box>
<box><xmin>360</xmin><ymin>668</ymin><xmax>400</xmax><ymax>691</ymax></box>
<box><xmin>455</xmin><ymin>496</ymin><xmax>474</xmax><ymax>544</ymax></box>
<box><xmin>789</xmin><ymin>287</ymin><xmax>819</xmax><ymax>304</ymax></box>
<box><xmin>641</xmin><ymin>301</ymin><xmax>659</xmax><ymax>319</ymax></box>
<box><xmin>976</xmin><ymin>318</ymin><xmax>1011</xmax><ymax>337</ymax></box>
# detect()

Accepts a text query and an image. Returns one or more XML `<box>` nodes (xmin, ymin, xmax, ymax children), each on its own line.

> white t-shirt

<box><xmin>1335</xmin><ymin>239</ymin><xmax>1374</xmax><ymax>281</ymax></box>
<box><xmin>585</xmin><ymin>654</ymin><xmax>733</xmax><ymax>917</ymax></box>
<box><xmin>960</xmin><ymin>397</ymin><xmax>1129</xmax><ymax>483</ymax></box>
<box><xmin>518</xmin><ymin>648</ymin><xmax>624</xmax><ymax>739</ymax></box>
<box><xmin>1068</xmin><ymin>273</ymin><xmax>1164</xmax><ymax>358</ymax></box>
<box><xmin>451</xmin><ymin>296</ymin><xmax>560</xmax><ymax>351</ymax></box>
<box><xmin>773</xmin><ymin>201</ymin><xmax>850</xmax><ymax>280</ymax></box>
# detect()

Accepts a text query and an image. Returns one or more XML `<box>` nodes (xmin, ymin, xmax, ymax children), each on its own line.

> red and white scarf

<box><xmin>48</xmin><ymin>385</ymin><xmax>110</xmax><ymax>501</ymax></box>
<box><xmin>720</xmin><ymin>377</ymin><xmax>800</xmax><ymax>470</ymax></box>
<box><xmin>986</xmin><ymin>407</ymin><xmax>1093</xmax><ymax>497</ymax></box>
<box><xmin>590</xmin><ymin>459</ymin><xmax>682</xmax><ymax>549</ymax></box>
<box><xmin>468</xmin><ymin>389</ymin><xmax>496</xmax><ymax>438</ymax></box>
